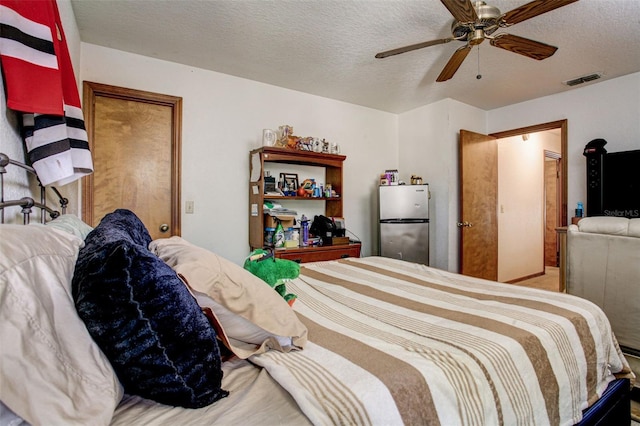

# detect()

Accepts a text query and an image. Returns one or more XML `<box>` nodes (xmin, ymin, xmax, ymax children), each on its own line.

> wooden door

<box><xmin>459</xmin><ymin>129</ymin><xmax>498</xmax><ymax>280</ymax></box>
<box><xmin>544</xmin><ymin>155</ymin><xmax>560</xmax><ymax>266</ymax></box>
<box><xmin>82</xmin><ymin>82</ymin><xmax>182</xmax><ymax>240</ymax></box>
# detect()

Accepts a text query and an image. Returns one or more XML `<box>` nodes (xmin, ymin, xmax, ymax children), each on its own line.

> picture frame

<box><xmin>280</xmin><ymin>173</ymin><xmax>299</xmax><ymax>192</ymax></box>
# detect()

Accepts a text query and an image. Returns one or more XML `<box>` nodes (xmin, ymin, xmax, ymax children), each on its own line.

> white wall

<box><xmin>79</xmin><ymin>44</ymin><xmax>397</xmax><ymax>264</ymax></box>
<box><xmin>489</xmin><ymin>72</ymin><xmax>640</xmax><ymax>221</ymax></box>
<box><xmin>398</xmin><ymin>99</ymin><xmax>485</xmax><ymax>271</ymax></box>
<box><xmin>0</xmin><ymin>85</ymin><xmax>23</xmax><ymax>199</ymax></box>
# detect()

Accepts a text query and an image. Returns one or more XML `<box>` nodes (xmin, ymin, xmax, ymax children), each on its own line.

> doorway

<box><xmin>491</xmin><ymin>121</ymin><xmax>567</xmax><ymax>230</ymax></box>
<box><xmin>459</xmin><ymin>120</ymin><xmax>567</xmax><ymax>282</ymax></box>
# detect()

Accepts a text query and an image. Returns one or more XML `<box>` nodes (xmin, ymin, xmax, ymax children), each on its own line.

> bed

<box><xmin>0</xmin><ymin>153</ymin><xmax>634</xmax><ymax>426</ymax></box>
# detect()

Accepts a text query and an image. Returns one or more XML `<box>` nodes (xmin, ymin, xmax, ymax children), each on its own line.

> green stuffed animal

<box><xmin>243</xmin><ymin>248</ymin><xmax>299</xmax><ymax>306</ymax></box>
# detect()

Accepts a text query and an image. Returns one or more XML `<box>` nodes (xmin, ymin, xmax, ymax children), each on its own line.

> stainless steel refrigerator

<box><xmin>379</xmin><ymin>184</ymin><xmax>429</xmax><ymax>265</ymax></box>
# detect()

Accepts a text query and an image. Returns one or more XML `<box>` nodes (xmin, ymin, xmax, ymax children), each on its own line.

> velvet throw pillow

<box><xmin>72</xmin><ymin>209</ymin><xmax>228</xmax><ymax>408</ymax></box>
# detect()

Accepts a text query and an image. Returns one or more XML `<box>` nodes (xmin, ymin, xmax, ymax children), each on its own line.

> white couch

<box><xmin>567</xmin><ymin>216</ymin><xmax>640</xmax><ymax>354</ymax></box>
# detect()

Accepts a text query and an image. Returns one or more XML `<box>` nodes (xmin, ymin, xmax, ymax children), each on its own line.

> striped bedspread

<box><xmin>250</xmin><ymin>257</ymin><xmax>633</xmax><ymax>426</ymax></box>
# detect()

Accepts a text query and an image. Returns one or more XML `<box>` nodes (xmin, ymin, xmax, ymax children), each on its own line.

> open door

<box><xmin>459</xmin><ymin>130</ymin><xmax>498</xmax><ymax>280</ymax></box>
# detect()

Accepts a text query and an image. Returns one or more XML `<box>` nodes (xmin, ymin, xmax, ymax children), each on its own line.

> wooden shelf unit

<box><xmin>249</xmin><ymin>147</ymin><xmax>359</xmax><ymax>262</ymax></box>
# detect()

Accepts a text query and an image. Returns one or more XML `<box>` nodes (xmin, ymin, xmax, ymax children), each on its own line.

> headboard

<box><xmin>0</xmin><ymin>153</ymin><xmax>68</xmax><ymax>224</ymax></box>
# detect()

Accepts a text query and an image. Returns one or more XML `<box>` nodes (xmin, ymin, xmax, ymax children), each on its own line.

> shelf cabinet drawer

<box><xmin>275</xmin><ymin>243</ymin><xmax>361</xmax><ymax>263</ymax></box>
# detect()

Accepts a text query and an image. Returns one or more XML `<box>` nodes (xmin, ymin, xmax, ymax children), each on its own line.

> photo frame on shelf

<box><xmin>280</xmin><ymin>173</ymin><xmax>299</xmax><ymax>191</ymax></box>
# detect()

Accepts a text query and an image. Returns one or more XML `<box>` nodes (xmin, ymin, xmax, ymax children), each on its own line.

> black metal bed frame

<box><xmin>0</xmin><ymin>152</ymin><xmax>68</xmax><ymax>224</ymax></box>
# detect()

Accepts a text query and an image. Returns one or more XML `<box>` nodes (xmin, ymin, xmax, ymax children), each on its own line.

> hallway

<box><xmin>511</xmin><ymin>267</ymin><xmax>560</xmax><ymax>292</ymax></box>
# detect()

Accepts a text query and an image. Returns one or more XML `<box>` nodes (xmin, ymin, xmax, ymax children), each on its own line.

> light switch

<box><xmin>185</xmin><ymin>200</ymin><xmax>194</xmax><ymax>214</ymax></box>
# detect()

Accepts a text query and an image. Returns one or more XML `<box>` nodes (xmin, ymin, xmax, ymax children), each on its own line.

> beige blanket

<box><xmin>251</xmin><ymin>257</ymin><xmax>633</xmax><ymax>426</ymax></box>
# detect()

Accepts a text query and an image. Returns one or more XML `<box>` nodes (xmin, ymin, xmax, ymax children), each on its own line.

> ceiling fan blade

<box><xmin>436</xmin><ymin>45</ymin><xmax>472</xmax><ymax>82</ymax></box>
<box><xmin>375</xmin><ymin>38</ymin><xmax>453</xmax><ymax>59</ymax></box>
<box><xmin>501</xmin><ymin>0</ymin><xmax>578</xmax><ymax>26</ymax></box>
<box><xmin>490</xmin><ymin>33</ymin><xmax>557</xmax><ymax>60</ymax></box>
<box><xmin>440</xmin><ymin>0</ymin><xmax>477</xmax><ymax>23</ymax></box>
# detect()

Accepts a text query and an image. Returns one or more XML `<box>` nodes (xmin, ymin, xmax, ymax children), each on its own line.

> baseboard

<box><xmin>506</xmin><ymin>271</ymin><xmax>544</xmax><ymax>284</ymax></box>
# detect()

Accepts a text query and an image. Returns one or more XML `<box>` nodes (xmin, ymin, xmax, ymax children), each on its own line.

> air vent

<box><xmin>563</xmin><ymin>73</ymin><xmax>602</xmax><ymax>87</ymax></box>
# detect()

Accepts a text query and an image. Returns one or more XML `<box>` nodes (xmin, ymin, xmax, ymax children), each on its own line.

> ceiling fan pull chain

<box><xmin>476</xmin><ymin>46</ymin><xmax>482</xmax><ymax>80</ymax></box>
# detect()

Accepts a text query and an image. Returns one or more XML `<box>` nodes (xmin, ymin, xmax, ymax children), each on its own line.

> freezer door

<box><xmin>379</xmin><ymin>185</ymin><xmax>429</xmax><ymax>220</ymax></box>
<box><xmin>380</xmin><ymin>222</ymin><xmax>429</xmax><ymax>265</ymax></box>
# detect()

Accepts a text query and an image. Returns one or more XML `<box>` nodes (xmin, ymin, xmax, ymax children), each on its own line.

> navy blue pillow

<box><xmin>72</xmin><ymin>209</ymin><xmax>228</xmax><ymax>408</ymax></box>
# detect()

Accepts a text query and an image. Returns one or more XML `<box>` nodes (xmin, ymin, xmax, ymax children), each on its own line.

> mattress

<box><xmin>111</xmin><ymin>256</ymin><xmax>633</xmax><ymax>425</ymax></box>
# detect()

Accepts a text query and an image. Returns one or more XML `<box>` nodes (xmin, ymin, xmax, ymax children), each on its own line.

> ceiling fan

<box><xmin>375</xmin><ymin>0</ymin><xmax>579</xmax><ymax>82</ymax></box>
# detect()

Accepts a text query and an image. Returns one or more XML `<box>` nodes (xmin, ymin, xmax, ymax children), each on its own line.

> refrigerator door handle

<box><xmin>380</xmin><ymin>218</ymin><xmax>429</xmax><ymax>224</ymax></box>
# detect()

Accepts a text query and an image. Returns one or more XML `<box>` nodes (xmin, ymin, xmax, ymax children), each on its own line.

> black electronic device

<box><xmin>584</xmin><ymin>141</ymin><xmax>606</xmax><ymax>216</ymax></box>
<box><xmin>310</xmin><ymin>215</ymin><xmax>336</xmax><ymax>239</ymax></box>
<box><xmin>583</xmin><ymin>139</ymin><xmax>640</xmax><ymax>218</ymax></box>
<box><xmin>602</xmin><ymin>150</ymin><xmax>640</xmax><ymax>218</ymax></box>
<box><xmin>310</xmin><ymin>215</ymin><xmax>346</xmax><ymax>245</ymax></box>
<box><xmin>583</xmin><ymin>138</ymin><xmax>607</xmax><ymax>155</ymax></box>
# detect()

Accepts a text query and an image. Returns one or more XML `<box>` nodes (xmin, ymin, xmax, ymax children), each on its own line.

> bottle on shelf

<box><xmin>264</xmin><ymin>227</ymin><xmax>275</xmax><ymax>247</ymax></box>
<box><xmin>300</xmin><ymin>215</ymin><xmax>309</xmax><ymax>247</ymax></box>
<box><xmin>325</xmin><ymin>183</ymin><xmax>332</xmax><ymax>198</ymax></box>
<box><xmin>274</xmin><ymin>220</ymin><xmax>285</xmax><ymax>248</ymax></box>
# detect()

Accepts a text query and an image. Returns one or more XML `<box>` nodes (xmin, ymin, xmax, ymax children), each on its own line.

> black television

<box><xmin>584</xmin><ymin>140</ymin><xmax>640</xmax><ymax>218</ymax></box>
<box><xmin>602</xmin><ymin>150</ymin><xmax>640</xmax><ymax>218</ymax></box>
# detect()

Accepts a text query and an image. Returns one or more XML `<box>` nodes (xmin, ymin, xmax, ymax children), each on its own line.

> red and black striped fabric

<box><xmin>0</xmin><ymin>0</ymin><xmax>93</xmax><ymax>186</ymax></box>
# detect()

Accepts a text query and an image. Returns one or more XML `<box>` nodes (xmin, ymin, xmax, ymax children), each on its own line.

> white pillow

<box><xmin>192</xmin><ymin>290</ymin><xmax>294</xmax><ymax>352</ymax></box>
<box><xmin>0</xmin><ymin>225</ymin><xmax>123</xmax><ymax>426</ymax></box>
<box><xmin>150</xmin><ymin>236</ymin><xmax>307</xmax><ymax>359</ymax></box>
<box><xmin>45</xmin><ymin>214</ymin><xmax>94</xmax><ymax>240</ymax></box>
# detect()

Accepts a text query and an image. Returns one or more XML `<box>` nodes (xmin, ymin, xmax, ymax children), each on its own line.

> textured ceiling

<box><xmin>70</xmin><ymin>0</ymin><xmax>640</xmax><ymax>114</ymax></box>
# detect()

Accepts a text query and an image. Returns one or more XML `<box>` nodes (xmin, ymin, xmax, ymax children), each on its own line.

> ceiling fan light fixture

<box><xmin>473</xmin><ymin>1</ymin><xmax>501</xmax><ymax>31</ymax></box>
<box><xmin>469</xmin><ymin>29</ymin><xmax>486</xmax><ymax>45</ymax></box>
<box><xmin>563</xmin><ymin>72</ymin><xmax>603</xmax><ymax>87</ymax></box>
<box><xmin>451</xmin><ymin>1</ymin><xmax>501</xmax><ymax>39</ymax></box>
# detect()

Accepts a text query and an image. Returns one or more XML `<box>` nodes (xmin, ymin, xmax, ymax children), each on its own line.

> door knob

<box><xmin>457</xmin><ymin>221</ymin><xmax>473</xmax><ymax>228</ymax></box>
<box><xmin>159</xmin><ymin>223</ymin><xmax>170</xmax><ymax>233</ymax></box>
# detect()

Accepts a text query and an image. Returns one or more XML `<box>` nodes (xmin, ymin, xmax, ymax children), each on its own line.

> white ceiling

<box><xmin>70</xmin><ymin>0</ymin><xmax>640</xmax><ymax>114</ymax></box>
